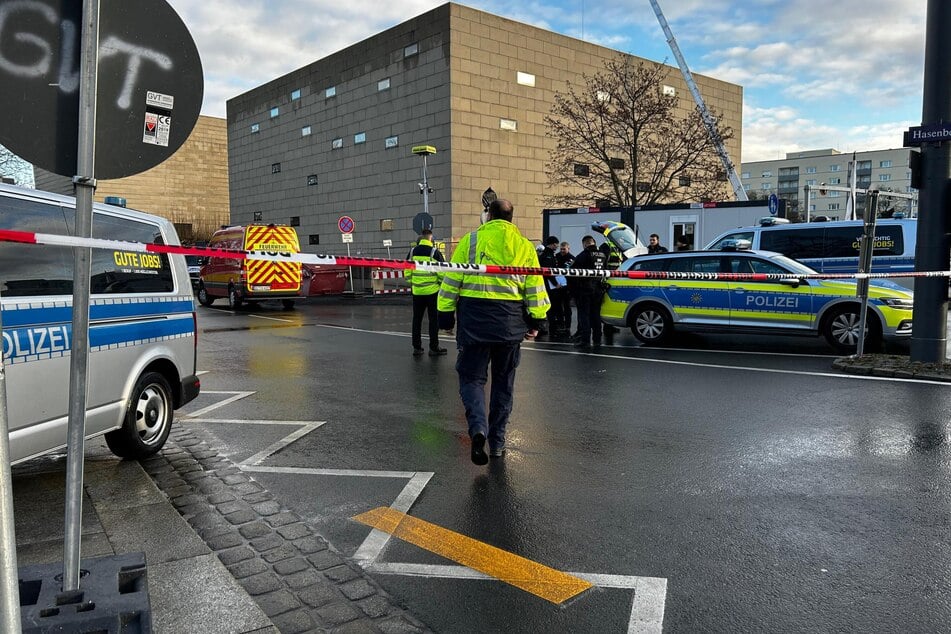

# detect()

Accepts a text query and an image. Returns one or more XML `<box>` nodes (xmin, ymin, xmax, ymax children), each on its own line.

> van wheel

<box><xmin>197</xmin><ymin>283</ymin><xmax>214</xmax><ymax>306</ymax></box>
<box><xmin>282</xmin><ymin>299</ymin><xmax>295</xmax><ymax>310</ymax></box>
<box><xmin>105</xmin><ymin>372</ymin><xmax>173</xmax><ymax>460</ymax></box>
<box><xmin>228</xmin><ymin>285</ymin><xmax>243</xmax><ymax>310</ymax></box>
<box><xmin>823</xmin><ymin>305</ymin><xmax>882</xmax><ymax>353</ymax></box>
<box><xmin>630</xmin><ymin>303</ymin><xmax>672</xmax><ymax>345</ymax></box>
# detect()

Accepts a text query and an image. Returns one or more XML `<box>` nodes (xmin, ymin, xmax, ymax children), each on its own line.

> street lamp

<box><xmin>412</xmin><ymin>145</ymin><xmax>436</xmax><ymax>220</ymax></box>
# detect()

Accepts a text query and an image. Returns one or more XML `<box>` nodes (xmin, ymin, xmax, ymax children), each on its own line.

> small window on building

<box><xmin>662</xmin><ymin>85</ymin><xmax>676</xmax><ymax>97</ymax></box>
<box><xmin>741</xmin><ymin>172</ymin><xmax>750</xmax><ymax>179</ymax></box>
<box><xmin>250</xmin><ymin>123</ymin><xmax>260</xmax><ymax>134</ymax></box>
<box><xmin>829</xmin><ymin>203</ymin><xmax>840</xmax><ymax>210</ymax></box>
<box><xmin>378</xmin><ymin>78</ymin><xmax>390</xmax><ymax>91</ymax></box>
<box><xmin>761</xmin><ymin>183</ymin><xmax>771</xmax><ymax>190</ymax></box>
<box><xmin>270</xmin><ymin>106</ymin><xmax>279</xmax><ymax>118</ymax></box>
<box><xmin>500</xmin><ymin>118</ymin><xmax>517</xmax><ymax>131</ymax></box>
<box><xmin>609</xmin><ymin>157</ymin><xmax>625</xmax><ymax>170</ymax></box>
<box><xmin>809</xmin><ymin>204</ymin><xmax>816</xmax><ymax>212</ymax></box>
<box><xmin>253</xmin><ymin>211</ymin><xmax>263</xmax><ymax>221</ymax></box>
<box><xmin>879</xmin><ymin>173</ymin><xmax>891</xmax><ymax>181</ymax></box>
<box><xmin>744</xmin><ymin>183</ymin><xmax>751</xmax><ymax>191</ymax></box>
<box><xmin>307</xmin><ymin>174</ymin><xmax>318</xmax><ymax>186</ymax></box>
<box><xmin>404</xmin><ymin>42</ymin><xmax>418</xmax><ymax>57</ymax></box>
<box><xmin>385</xmin><ymin>135</ymin><xmax>399</xmax><ymax>149</ymax></box>
<box><xmin>354</xmin><ymin>132</ymin><xmax>366</xmax><ymax>144</ymax></box>
<box><xmin>830</xmin><ymin>164</ymin><xmax>841</xmax><ymax>172</ymax></box>
<box><xmin>761</xmin><ymin>170</ymin><xmax>772</xmax><ymax>177</ymax></box>
<box><xmin>380</xmin><ymin>219</ymin><xmax>394</xmax><ymax>231</ymax></box>
<box><xmin>308</xmin><ymin>234</ymin><xmax>320</xmax><ymax>245</ymax></box>
<box><xmin>332</xmin><ymin>138</ymin><xmax>343</xmax><ymax>149</ymax></box>
<box><xmin>271</xmin><ymin>162</ymin><xmax>281</xmax><ymax>173</ymax></box>
<box><xmin>291</xmin><ymin>88</ymin><xmax>301</xmax><ymax>101</ymax></box>
<box><xmin>806</xmin><ymin>179</ymin><xmax>817</xmax><ymax>186</ymax></box>
<box><xmin>806</xmin><ymin>166</ymin><xmax>817</xmax><ymax>174</ymax></box>
<box><xmin>829</xmin><ymin>177</ymin><xmax>841</xmax><ymax>184</ymax></box>
<box><xmin>325</xmin><ymin>86</ymin><xmax>336</xmax><ymax>98</ymax></box>
<box><xmin>880</xmin><ymin>160</ymin><xmax>892</xmax><ymax>168</ymax></box>
<box><xmin>290</xmin><ymin>216</ymin><xmax>300</xmax><ymax>227</ymax></box>
<box><xmin>574</xmin><ymin>163</ymin><xmax>589</xmax><ymax>177</ymax></box>
<box><xmin>678</xmin><ymin>175</ymin><xmax>691</xmax><ymax>187</ymax></box>
<box><xmin>301</xmin><ymin>125</ymin><xmax>312</xmax><ymax>137</ymax></box>
<box><xmin>516</xmin><ymin>71</ymin><xmax>535</xmax><ymax>87</ymax></box>
<box><xmin>829</xmin><ymin>191</ymin><xmax>840</xmax><ymax>197</ymax></box>
<box><xmin>637</xmin><ymin>181</ymin><xmax>650</xmax><ymax>192</ymax></box>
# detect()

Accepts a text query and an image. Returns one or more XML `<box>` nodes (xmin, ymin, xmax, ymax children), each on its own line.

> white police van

<box><xmin>705</xmin><ymin>218</ymin><xmax>917</xmax><ymax>289</ymax></box>
<box><xmin>0</xmin><ymin>184</ymin><xmax>200</xmax><ymax>464</ymax></box>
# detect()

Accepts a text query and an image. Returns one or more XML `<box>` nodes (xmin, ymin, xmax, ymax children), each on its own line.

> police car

<box><xmin>600</xmin><ymin>242</ymin><xmax>914</xmax><ymax>352</ymax></box>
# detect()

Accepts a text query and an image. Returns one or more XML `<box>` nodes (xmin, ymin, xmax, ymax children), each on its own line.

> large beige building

<box><xmin>34</xmin><ymin>115</ymin><xmax>230</xmax><ymax>242</ymax></box>
<box><xmin>227</xmin><ymin>3</ymin><xmax>742</xmax><ymax>255</ymax></box>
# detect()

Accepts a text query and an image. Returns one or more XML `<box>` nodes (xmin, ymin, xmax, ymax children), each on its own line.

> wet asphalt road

<box><xmin>181</xmin><ymin>296</ymin><xmax>951</xmax><ymax>633</ymax></box>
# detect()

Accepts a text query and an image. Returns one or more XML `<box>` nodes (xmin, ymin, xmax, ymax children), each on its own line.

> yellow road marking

<box><xmin>352</xmin><ymin>506</ymin><xmax>592</xmax><ymax>604</ymax></box>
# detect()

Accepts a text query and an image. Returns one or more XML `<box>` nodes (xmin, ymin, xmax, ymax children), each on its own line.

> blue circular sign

<box><xmin>338</xmin><ymin>216</ymin><xmax>354</xmax><ymax>233</ymax></box>
<box><xmin>768</xmin><ymin>193</ymin><xmax>779</xmax><ymax>216</ymax></box>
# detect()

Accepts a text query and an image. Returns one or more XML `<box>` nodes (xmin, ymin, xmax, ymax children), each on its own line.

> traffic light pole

<box><xmin>911</xmin><ymin>0</ymin><xmax>951</xmax><ymax>363</ymax></box>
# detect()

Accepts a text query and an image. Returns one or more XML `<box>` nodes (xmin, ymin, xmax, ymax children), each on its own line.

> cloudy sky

<box><xmin>174</xmin><ymin>1</ymin><xmax>925</xmax><ymax>164</ymax></box>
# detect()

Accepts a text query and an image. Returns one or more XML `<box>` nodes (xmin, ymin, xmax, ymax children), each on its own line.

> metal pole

<box><xmin>421</xmin><ymin>154</ymin><xmax>430</xmax><ymax>218</ymax></box>
<box><xmin>0</xmin><ymin>286</ymin><xmax>21</xmax><ymax>634</ymax></box>
<box><xmin>855</xmin><ymin>191</ymin><xmax>879</xmax><ymax>358</ymax></box>
<box><xmin>911</xmin><ymin>0</ymin><xmax>951</xmax><ymax>363</ymax></box>
<box><xmin>64</xmin><ymin>0</ymin><xmax>100</xmax><ymax>591</ymax></box>
<box><xmin>346</xmin><ymin>242</ymin><xmax>354</xmax><ymax>293</ymax></box>
<box><xmin>803</xmin><ymin>184</ymin><xmax>812</xmax><ymax>222</ymax></box>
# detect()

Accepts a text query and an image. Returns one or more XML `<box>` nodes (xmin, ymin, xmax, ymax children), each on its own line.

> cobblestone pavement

<box><xmin>833</xmin><ymin>353</ymin><xmax>951</xmax><ymax>381</ymax></box>
<box><xmin>142</xmin><ymin>425</ymin><xmax>433</xmax><ymax>634</ymax></box>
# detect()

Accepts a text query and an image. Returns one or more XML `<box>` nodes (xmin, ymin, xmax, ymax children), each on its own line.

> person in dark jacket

<box><xmin>437</xmin><ymin>199</ymin><xmax>550</xmax><ymax>465</ymax></box>
<box><xmin>405</xmin><ymin>229</ymin><xmax>446</xmax><ymax>356</ymax></box>
<box><xmin>538</xmin><ymin>235</ymin><xmax>565</xmax><ymax>336</ymax></box>
<box><xmin>555</xmin><ymin>241</ymin><xmax>575</xmax><ymax>335</ymax></box>
<box><xmin>568</xmin><ymin>235</ymin><xmax>607</xmax><ymax>349</ymax></box>
<box><xmin>647</xmin><ymin>233</ymin><xmax>668</xmax><ymax>254</ymax></box>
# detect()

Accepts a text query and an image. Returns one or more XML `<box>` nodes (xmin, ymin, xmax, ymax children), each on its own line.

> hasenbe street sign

<box><xmin>904</xmin><ymin>123</ymin><xmax>951</xmax><ymax>146</ymax></box>
<box><xmin>0</xmin><ymin>0</ymin><xmax>203</xmax><ymax>178</ymax></box>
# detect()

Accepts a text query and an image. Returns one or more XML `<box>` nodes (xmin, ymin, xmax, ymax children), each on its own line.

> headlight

<box><xmin>880</xmin><ymin>297</ymin><xmax>914</xmax><ymax>309</ymax></box>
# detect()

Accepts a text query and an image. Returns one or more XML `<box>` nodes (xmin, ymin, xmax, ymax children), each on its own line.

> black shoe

<box><xmin>489</xmin><ymin>444</ymin><xmax>506</xmax><ymax>458</ymax></box>
<box><xmin>429</xmin><ymin>347</ymin><xmax>448</xmax><ymax>356</ymax></box>
<box><xmin>471</xmin><ymin>433</ymin><xmax>488</xmax><ymax>465</ymax></box>
<box><xmin>413</xmin><ymin>348</ymin><xmax>424</xmax><ymax>356</ymax></box>
<box><xmin>573</xmin><ymin>339</ymin><xmax>589</xmax><ymax>347</ymax></box>
<box><xmin>593</xmin><ymin>338</ymin><xmax>602</xmax><ymax>347</ymax></box>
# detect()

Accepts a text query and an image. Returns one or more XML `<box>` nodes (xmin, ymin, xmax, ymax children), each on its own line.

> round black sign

<box><xmin>413</xmin><ymin>212</ymin><xmax>434</xmax><ymax>235</ymax></box>
<box><xmin>0</xmin><ymin>0</ymin><xmax>203</xmax><ymax>179</ymax></box>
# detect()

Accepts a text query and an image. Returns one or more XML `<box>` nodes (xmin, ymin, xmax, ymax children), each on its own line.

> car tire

<box><xmin>104</xmin><ymin>371</ymin><xmax>173</xmax><ymax>460</ymax></box>
<box><xmin>197</xmin><ymin>283</ymin><xmax>214</xmax><ymax>306</ymax></box>
<box><xmin>630</xmin><ymin>303</ymin><xmax>672</xmax><ymax>345</ymax></box>
<box><xmin>822</xmin><ymin>304</ymin><xmax>882</xmax><ymax>353</ymax></box>
<box><xmin>228</xmin><ymin>285</ymin><xmax>243</xmax><ymax>310</ymax></box>
<box><xmin>282</xmin><ymin>299</ymin><xmax>295</xmax><ymax>310</ymax></box>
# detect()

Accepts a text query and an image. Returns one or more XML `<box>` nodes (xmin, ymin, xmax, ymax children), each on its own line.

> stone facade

<box><xmin>227</xmin><ymin>3</ymin><xmax>742</xmax><ymax>255</ymax></box>
<box><xmin>33</xmin><ymin>115</ymin><xmax>230</xmax><ymax>243</ymax></box>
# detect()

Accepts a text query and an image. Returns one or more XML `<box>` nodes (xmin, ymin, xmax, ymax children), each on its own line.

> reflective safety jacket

<box><xmin>438</xmin><ymin>219</ymin><xmax>550</xmax><ymax>344</ymax></box>
<box><xmin>404</xmin><ymin>238</ymin><xmax>444</xmax><ymax>295</ymax></box>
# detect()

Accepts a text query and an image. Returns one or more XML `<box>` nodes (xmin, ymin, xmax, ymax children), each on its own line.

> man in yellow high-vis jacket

<box><xmin>437</xmin><ymin>199</ymin><xmax>549</xmax><ymax>465</ymax></box>
<box><xmin>405</xmin><ymin>229</ymin><xmax>446</xmax><ymax>356</ymax></box>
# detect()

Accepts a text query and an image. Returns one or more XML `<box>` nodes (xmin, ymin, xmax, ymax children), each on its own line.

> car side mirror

<box><xmin>779</xmin><ymin>278</ymin><xmax>802</xmax><ymax>288</ymax></box>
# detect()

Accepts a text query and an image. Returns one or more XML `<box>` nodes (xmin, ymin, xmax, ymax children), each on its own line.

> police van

<box><xmin>0</xmin><ymin>184</ymin><xmax>200</xmax><ymax>464</ymax></box>
<box><xmin>705</xmin><ymin>218</ymin><xmax>917</xmax><ymax>289</ymax></box>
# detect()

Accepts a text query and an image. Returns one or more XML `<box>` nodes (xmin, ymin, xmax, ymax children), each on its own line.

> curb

<box><xmin>142</xmin><ymin>426</ymin><xmax>432</xmax><ymax>634</ymax></box>
<box><xmin>833</xmin><ymin>354</ymin><xmax>951</xmax><ymax>382</ymax></box>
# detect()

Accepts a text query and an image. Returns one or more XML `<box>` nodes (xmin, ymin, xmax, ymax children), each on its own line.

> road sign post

<box><xmin>339</xmin><ymin>217</ymin><xmax>355</xmax><ymax>292</ymax></box>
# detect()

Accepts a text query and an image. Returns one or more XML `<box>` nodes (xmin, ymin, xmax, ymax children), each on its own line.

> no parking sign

<box><xmin>338</xmin><ymin>216</ymin><xmax>355</xmax><ymax>234</ymax></box>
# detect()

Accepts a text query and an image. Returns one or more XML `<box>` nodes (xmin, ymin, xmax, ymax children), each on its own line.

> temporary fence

<box><xmin>370</xmin><ymin>269</ymin><xmax>411</xmax><ymax>295</ymax></box>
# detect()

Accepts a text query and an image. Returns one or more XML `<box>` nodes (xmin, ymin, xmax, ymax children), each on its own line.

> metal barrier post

<box><xmin>855</xmin><ymin>191</ymin><xmax>879</xmax><ymax>358</ymax></box>
<box><xmin>0</xmin><ymin>286</ymin><xmax>22</xmax><ymax>633</ymax></box>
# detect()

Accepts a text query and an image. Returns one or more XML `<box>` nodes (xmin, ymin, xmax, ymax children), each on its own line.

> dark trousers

<box><xmin>558</xmin><ymin>289</ymin><xmax>573</xmax><ymax>331</ymax></box>
<box><xmin>574</xmin><ymin>291</ymin><xmax>603</xmax><ymax>345</ymax></box>
<box><xmin>456</xmin><ymin>342</ymin><xmax>521</xmax><ymax>450</ymax></box>
<box><xmin>411</xmin><ymin>293</ymin><xmax>439</xmax><ymax>350</ymax></box>
<box><xmin>547</xmin><ymin>287</ymin><xmax>569</xmax><ymax>332</ymax></box>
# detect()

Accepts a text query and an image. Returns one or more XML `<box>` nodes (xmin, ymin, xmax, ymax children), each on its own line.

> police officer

<box><xmin>570</xmin><ymin>235</ymin><xmax>608</xmax><ymax>349</ymax></box>
<box><xmin>538</xmin><ymin>235</ymin><xmax>565</xmax><ymax>336</ymax></box>
<box><xmin>437</xmin><ymin>199</ymin><xmax>550</xmax><ymax>465</ymax></box>
<box><xmin>405</xmin><ymin>229</ymin><xmax>447</xmax><ymax>356</ymax></box>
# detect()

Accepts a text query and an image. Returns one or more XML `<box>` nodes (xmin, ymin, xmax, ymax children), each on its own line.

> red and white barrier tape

<box><xmin>371</xmin><ymin>270</ymin><xmax>406</xmax><ymax>279</ymax></box>
<box><xmin>1</xmin><ymin>228</ymin><xmax>949</xmax><ymax>283</ymax></box>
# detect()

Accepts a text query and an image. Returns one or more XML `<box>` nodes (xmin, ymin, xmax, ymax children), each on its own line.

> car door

<box><xmin>659</xmin><ymin>256</ymin><xmax>731</xmax><ymax>325</ymax></box>
<box><xmin>727</xmin><ymin>255</ymin><xmax>815</xmax><ymax>331</ymax></box>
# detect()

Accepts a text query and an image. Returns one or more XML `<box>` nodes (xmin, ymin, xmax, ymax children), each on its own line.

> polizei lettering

<box><xmin>2</xmin><ymin>325</ymin><xmax>71</xmax><ymax>361</ymax></box>
<box><xmin>745</xmin><ymin>295</ymin><xmax>799</xmax><ymax>309</ymax></box>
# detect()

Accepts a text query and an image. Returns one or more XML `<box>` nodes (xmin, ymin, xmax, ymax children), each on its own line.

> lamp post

<box><xmin>412</xmin><ymin>145</ymin><xmax>436</xmax><ymax>220</ymax></box>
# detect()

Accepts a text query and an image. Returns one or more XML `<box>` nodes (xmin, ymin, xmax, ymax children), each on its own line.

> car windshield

<box><xmin>607</xmin><ymin>225</ymin><xmax>639</xmax><ymax>252</ymax></box>
<box><xmin>767</xmin><ymin>253</ymin><xmax>817</xmax><ymax>275</ymax></box>
<box><xmin>185</xmin><ymin>255</ymin><xmax>201</xmax><ymax>266</ymax></box>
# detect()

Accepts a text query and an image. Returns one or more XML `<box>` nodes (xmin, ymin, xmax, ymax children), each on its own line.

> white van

<box><xmin>0</xmin><ymin>184</ymin><xmax>200</xmax><ymax>464</ymax></box>
<box><xmin>705</xmin><ymin>218</ymin><xmax>917</xmax><ymax>289</ymax></box>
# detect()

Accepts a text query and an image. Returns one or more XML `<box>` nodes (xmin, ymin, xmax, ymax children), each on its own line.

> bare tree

<box><xmin>0</xmin><ymin>144</ymin><xmax>33</xmax><ymax>187</ymax></box>
<box><xmin>544</xmin><ymin>57</ymin><xmax>733</xmax><ymax>208</ymax></box>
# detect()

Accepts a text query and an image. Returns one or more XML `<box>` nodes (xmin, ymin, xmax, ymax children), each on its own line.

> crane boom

<box><xmin>648</xmin><ymin>0</ymin><xmax>748</xmax><ymax>201</ymax></box>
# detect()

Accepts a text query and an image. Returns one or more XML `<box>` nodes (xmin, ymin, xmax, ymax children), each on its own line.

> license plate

<box><xmin>251</xmin><ymin>285</ymin><xmax>270</xmax><ymax>292</ymax></box>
